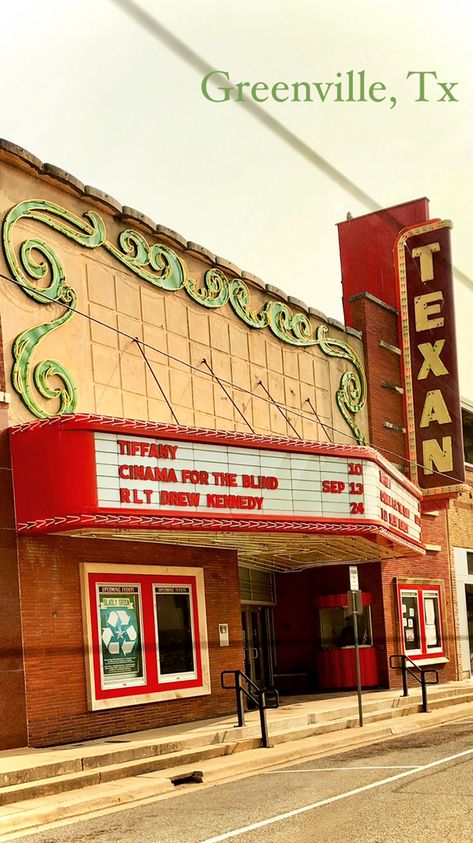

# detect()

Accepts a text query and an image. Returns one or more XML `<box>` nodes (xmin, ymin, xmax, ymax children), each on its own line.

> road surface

<box><xmin>11</xmin><ymin>717</ymin><xmax>473</xmax><ymax>842</ymax></box>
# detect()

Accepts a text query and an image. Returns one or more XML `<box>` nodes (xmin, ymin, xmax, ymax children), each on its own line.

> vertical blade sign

<box><xmin>395</xmin><ymin>220</ymin><xmax>464</xmax><ymax>494</ymax></box>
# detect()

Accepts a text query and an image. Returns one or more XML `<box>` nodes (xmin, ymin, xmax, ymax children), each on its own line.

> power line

<box><xmin>109</xmin><ymin>0</ymin><xmax>473</xmax><ymax>294</ymax></box>
<box><xmin>110</xmin><ymin>0</ymin><xmax>379</xmax><ymax>210</ymax></box>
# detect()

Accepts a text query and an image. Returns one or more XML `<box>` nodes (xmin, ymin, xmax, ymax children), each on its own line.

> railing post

<box><xmin>401</xmin><ymin>656</ymin><xmax>409</xmax><ymax>697</ymax></box>
<box><xmin>259</xmin><ymin>690</ymin><xmax>270</xmax><ymax>748</ymax></box>
<box><xmin>235</xmin><ymin>671</ymin><xmax>245</xmax><ymax>727</ymax></box>
<box><xmin>421</xmin><ymin>671</ymin><xmax>428</xmax><ymax>713</ymax></box>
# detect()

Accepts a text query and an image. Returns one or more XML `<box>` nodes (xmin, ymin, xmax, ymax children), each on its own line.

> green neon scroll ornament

<box><xmin>1</xmin><ymin>201</ymin><xmax>97</xmax><ymax>418</ymax></box>
<box><xmin>2</xmin><ymin>200</ymin><xmax>185</xmax><ymax>418</ymax></box>
<box><xmin>315</xmin><ymin>325</ymin><xmax>367</xmax><ymax>445</ymax></box>
<box><xmin>2</xmin><ymin>199</ymin><xmax>367</xmax><ymax>442</ymax></box>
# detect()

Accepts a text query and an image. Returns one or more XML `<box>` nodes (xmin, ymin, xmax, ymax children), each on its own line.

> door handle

<box><xmin>253</xmin><ymin>648</ymin><xmax>259</xmax><ymax>659</ymax></box>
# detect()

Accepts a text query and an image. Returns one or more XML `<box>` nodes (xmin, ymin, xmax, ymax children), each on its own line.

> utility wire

<box><xmin>110</xmin><ymin>0</ymin><xmax>379</xmax><ymax>210</ymax></box>
<box><xmin>0</xmin><ymin>267</ymin><xmax>465</xmax><ymax>484</ymax></box>
<box><xmin>110</xmin><ymin>0</ymin><xmax>473</xmax><ymax>293</ymax></box>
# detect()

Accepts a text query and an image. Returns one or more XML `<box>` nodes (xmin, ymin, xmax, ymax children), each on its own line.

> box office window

<box><xmin>82</xmin><ymin>565</ymin><xmax>209</xmax><ymax>710</ymax></box>
<box><xmin>397</xmin><ymin>583</ymin><xmax>444</xmax><ymax>660</ymax></box>
<box><xmin>319</xmin><ymin>606</ymin><xmax>373</xmax><ymax>649</ymax></box>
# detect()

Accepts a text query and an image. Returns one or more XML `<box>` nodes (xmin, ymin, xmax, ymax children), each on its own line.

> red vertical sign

<box><xmin>395</xmin><ymin>220</ymin><xmax>464</xmax><ymax>494</ymax></box>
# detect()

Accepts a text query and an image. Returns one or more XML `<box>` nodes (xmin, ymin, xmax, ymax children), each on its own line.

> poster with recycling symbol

<box><xmin>99</xmin><ymin>585</ymin><xmax>143</xmax><ymax>682</ymax></box>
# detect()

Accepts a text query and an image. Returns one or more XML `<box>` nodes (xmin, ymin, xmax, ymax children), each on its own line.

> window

<box><xmin>154</xmin><ymin>586</ymin><xmax>197</xmax><ymax>681</ymax></box>
<box><xmin>399</xmin><ymin>590</ymin><xmax>421</xmax><ymax>655</ymax></box>
<box><xmin>239</xmin><ymin>567</ymin><xmax>275</xmax><ymax>604</ymax></box>
<box><xmin>462</xmin><ymin>406</ymin><xmax>473</xmax><ymax>465</ymax></box>
<box><xmin>81</xmin><ymin>564</ymin><xmax>210</xmax><ymax>710</ymax></box>
<box><xmin>467</xmin><ymin>551</ymin><xmax>473</xmax><ymax>576</ymax></box>
<box><xmin>423</xmin><ymin>592</ymin><xmax>441</xmax><ymax>650</ymax></box>
<box><xmin>397</xmin><ymin>581</ymin><xmax>445</xmax><ymax>661</ymax></box>
<box><xmin>319</xmin><ymin>605</ymin><xmax>373</xmax><ymax>649</ymax></box>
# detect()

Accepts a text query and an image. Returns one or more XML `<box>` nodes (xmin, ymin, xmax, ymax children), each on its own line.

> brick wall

<box><xmin>448</xmin><ymin>467</ymin><xmax>473</xmax><ymax>548</ymax></box>
<box><xmin>380</xmin><ymin>508</ymin><xmax>458</xmax><ymax>686</ymax></box>
<box><xmin>349</xmin><ymin>294</ymin><xmax>407</xmax><ymax>470</ymax></box>
<box><xmin>446</xmin><ymin>466</ymin><xmax>473</xmax><ymax>676</ymax></box>
<box><xmin>18</xmin><ymin>535</ymin><xmax>244</xmax><ymax>747</ymax></box>
<box><xmin>0</xmin><ymin>307</ymin><xmax>27</xmax><ymax>748</ymax></box>
<box><xmin>348</xmin><ymin>293</ymin><xmax>458</xmax><ymax>686</ymax></box>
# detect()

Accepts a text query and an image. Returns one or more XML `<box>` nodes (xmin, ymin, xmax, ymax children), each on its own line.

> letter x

<box><xmin>437</xmin><ymin>81</ymin><xmax>459</xmax><ymax>102</ymax></box>
<box><xmin>417</xmin><ymin>340</ymin><xmax>449</xmax><ymax>380</ymax></box>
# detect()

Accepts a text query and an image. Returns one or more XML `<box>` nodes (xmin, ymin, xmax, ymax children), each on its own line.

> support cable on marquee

<box><xmin>257</xmin><ymin>380</ymin><xmax>302</xmax><ymax>440</ymax></box>
<box><xmin>304</xmin><ymin>397</ymin><xmax>333</xmax><ymax>443</ymax></box>
<box><xmin>133</xmin><ymin>338</ymin><xmax>180</xmax><ymax>426</ymax></box>
<box><xmin>201</xmin><ymin>358</ymin><xmax>255</xmax><ymax>434</ymax></box>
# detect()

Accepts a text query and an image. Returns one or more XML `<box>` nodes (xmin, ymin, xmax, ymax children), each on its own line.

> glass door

<box><xmin>241</xmin><ymin>606</ymin><xmax>273</xmax><ymax>688</ymax></box>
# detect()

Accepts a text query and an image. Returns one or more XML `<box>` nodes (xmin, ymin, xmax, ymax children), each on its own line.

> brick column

<box><xmin>348</xmin><ymin>292</ymin><xmax>408</xmax><ymax>473</ymax></box>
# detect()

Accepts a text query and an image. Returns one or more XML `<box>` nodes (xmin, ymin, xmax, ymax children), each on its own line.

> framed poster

<box><xmin>81</xmin><ymin>563</ymin><xmax>210</xmax><ymax>710</ymax></box>
<box><xmin>97</xmin><ymin>584</ymin><xmax>145</xmax><ymax>687</ymax></box>
<box><xmin>396</xmin><ymin>579</ymin><xmax>447</xmax><ymax>662</ymax></box>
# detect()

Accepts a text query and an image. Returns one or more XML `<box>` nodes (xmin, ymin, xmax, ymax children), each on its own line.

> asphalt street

<box><xmin>11</xmin><ymin>718</ymin><xmax>473</xmax><ymax>843</ymax></box>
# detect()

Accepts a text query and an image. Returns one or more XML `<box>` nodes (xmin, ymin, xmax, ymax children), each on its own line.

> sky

<box><xmin>0</xmin><ymin>0</ymin><xmax>472</xmax><ymax>393</ymax></box>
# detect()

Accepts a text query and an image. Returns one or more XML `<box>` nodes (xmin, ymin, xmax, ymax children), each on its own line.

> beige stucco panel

<box><xmin>0</xmin><ymin>160</ymin><xmax>369</xmax><ymax>444</ymax></box>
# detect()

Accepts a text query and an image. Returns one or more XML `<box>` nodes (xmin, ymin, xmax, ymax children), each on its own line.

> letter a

<box><xmin>419</xmin><ymin>389</ymin><xmax>452</xmax><ymax>428</ymax></box>
<box><xmin>417</xmin><ymin>340</ymin><xmax>449</xmax><ymax>380</ymax></box>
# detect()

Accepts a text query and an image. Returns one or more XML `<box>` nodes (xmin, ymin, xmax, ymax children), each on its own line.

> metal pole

<box><xmin>401</xmin><ymin>656</ymin><xmax>409</xmax><ymax>697</ymax></box>
<box><xmin>259</xmin><ymin>690</ymin><xmax>270</xmax><ymax>748</ymax></box>
<box><xmin>353</xmin><ymin>606</ymin><xmax>363</xmax><ymax>727</ymax></box>
<box><xmin>421</xmin><ymin>672</ymin><xmax>428</xmax><ymax>713</ymax></box>
<box><xmin>235</xmin><ymin>672</ymin><xmax>245</xmax><ymax>727</ymax></box>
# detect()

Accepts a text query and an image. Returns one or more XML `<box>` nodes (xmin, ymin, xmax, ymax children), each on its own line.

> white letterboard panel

<box><xmin>94</xmin><ymin>433</ymin><xmax>422</xmax><ymax>542</ymax></box>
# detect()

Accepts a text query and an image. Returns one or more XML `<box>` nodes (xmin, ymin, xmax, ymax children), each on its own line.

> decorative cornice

<box><xmin>349</xmin><ymin>291</ymin><xmax>399</xmax><ymax>315</ymax></box>
<box><xmin>2</xmin><ymin>198</ymin><xmax>368</xmax><ymax>442</ymax></box>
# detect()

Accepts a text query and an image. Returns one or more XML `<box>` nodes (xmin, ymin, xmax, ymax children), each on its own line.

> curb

<box><xmin>1</xmin><ymin>699</ymin><xmax>473</xmax><ymax>839</ymax></box>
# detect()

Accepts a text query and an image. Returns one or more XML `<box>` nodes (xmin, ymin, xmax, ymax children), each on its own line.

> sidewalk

<box><xmin>0</xmin><ymin>685</ymin><xmax>437</xmax><ymax>775</ymax></box>
<box><xmin>2</xmin><ymin>681</ymin><xmax>473</xmax><ymax>837</ymax></box>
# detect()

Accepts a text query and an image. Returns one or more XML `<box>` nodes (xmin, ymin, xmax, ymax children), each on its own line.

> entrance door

<box><xmin>241</xmin><ymin>606</ymin><xmax>273</xmax><ymax>688</ymax></box>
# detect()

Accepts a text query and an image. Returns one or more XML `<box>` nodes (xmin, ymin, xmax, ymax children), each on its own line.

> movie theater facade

<box><xmin>0</xmin><ymin>142</ymin><xmax>463</xmax><ymax>748</ymax></box>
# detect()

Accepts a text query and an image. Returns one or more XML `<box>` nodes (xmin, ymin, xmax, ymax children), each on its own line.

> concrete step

<box><xmin>0</xmin><ymin>738</ymin><xmax>258</xmax><ymax>807</ymax></box>
<box><xmin>1</xmin><ymin>686</ymin><xmax>472</xmax><ymax>810</ymax></box>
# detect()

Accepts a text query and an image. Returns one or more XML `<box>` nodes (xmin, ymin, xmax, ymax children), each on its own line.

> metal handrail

<box><xmin>389</xmin><ymin>653</ymin><xmax>439</xmax><ymax>712</ymax></box>
<box><xmin>221</xmin><ymin>669</ymin><xmax>279</xmax><ymax>748</ymax></box>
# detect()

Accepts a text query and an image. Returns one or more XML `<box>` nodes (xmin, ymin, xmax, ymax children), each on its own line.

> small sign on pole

<box><xmin>347</xmin><ymin>564</ymin><xmax>363</xmax><ymax>727</ymax></box>
<box><xmin>349</xmin><ymin>565</ymin><xmax>359</xmax><ymax>591</ymax></box>
<box><xmin>347</xmin><ymin>589</ymin><xmax>363</xmax><ymax>616</ymax></box>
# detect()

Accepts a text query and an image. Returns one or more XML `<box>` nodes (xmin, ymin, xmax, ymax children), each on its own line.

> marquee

<box><xmin>10</xmin><ymin>414</ymin><xmax>425</xmax><ymax>568</ymax></box>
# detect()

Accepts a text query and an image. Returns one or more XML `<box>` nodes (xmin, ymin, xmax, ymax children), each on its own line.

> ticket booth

<box><xmin>315</xmin><ymin>593</ymin><xmax>379</xmax><ymax>689</ymax></box>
